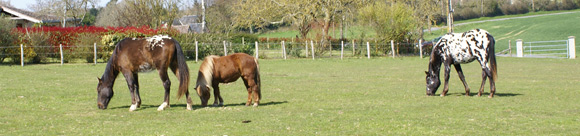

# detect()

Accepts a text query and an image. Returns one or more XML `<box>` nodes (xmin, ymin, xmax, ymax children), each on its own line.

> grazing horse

<box><xmin>97</xmin><ymin>35</ymin><xmax>193</xmax><ymax>111</ymax></box>
<box><xmin>425</xmin><ymin>29</ymin><xmax>498</xmax><ymax>98</ymax></box>
<box><xmin>195</xmin><ymin>53</ymin><xmax>261</xmax><ymax>107</ymax></box>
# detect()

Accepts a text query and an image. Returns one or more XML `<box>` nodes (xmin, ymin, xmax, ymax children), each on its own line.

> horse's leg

<box><xmin>169</xmin><ymin>64</ymin><xmax>192</xmax><ymax>110</ymax></box>
<box><xmin>123</xmin><ymin>72</ymin><xmax>139</xmax><ymax>111</ymax></box>
<box><xmin>478</xmin><ymin>70</ymin><xmax>488</xmax><ymax>97</ymax></box>
<box><xmin>441</xmin><ymin>60</ymin><xmax>452</xmax><ymax>97</ymax></box>
<box><xmin>157</xmin><ymin>69</ymin><xmax>171</xmax><ymax>111</ymax></box>
<box><xmin>242</xmin><ymin>75</ymin><xmax>259</xmax><ymax>107</ymax></box>
<box><xmin>133</xmin><ymin>73</ymin><xmax>142</xmax><ymax>108</ymax></box>
<box><xmin>485</xmin><ymin>69</ymin><xmax>496</xmax><ymax>98</ymax></box>
<box><xmin>453</xmin><ymin>64</ymin><xmax>470</xmax><ymax>96</ymax></box>
<box><xmin>212</xmin><ymin>83</ymin><xmax>223</xmax><ymax>106</ymax></box>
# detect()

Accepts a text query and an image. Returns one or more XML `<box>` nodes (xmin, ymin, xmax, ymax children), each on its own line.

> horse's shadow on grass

<box><xmin>444</xmin><ymin>92</ymin><xmax>523</xmax><ymax>97</ymax></box>
<box><xmin>109</xmin><ymin>101</ymin><xmax>289</xmax><ymax>110</ymax></box>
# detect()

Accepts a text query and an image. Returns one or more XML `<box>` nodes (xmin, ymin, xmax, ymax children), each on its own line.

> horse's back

<box><xmin>112</xmin><ymin>36</ymin><xmax>177</xmax><ymax>72</ymax></box>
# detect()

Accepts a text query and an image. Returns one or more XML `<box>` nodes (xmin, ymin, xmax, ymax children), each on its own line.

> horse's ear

<box><xmin>424</xmin><ymin>71</ymin><xmax>429</xmax><ymax>75</ymax></box>
<box><xmin>97</xmin><ymin>77</ymin><xmax>102</xmax><ymax>82</ymax></box>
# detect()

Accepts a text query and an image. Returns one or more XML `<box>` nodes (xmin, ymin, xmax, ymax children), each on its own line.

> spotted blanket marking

<box><xmin>434</xmin><ymin>29</ymin><xmax>493</xmax><ymax>69</ymax></box>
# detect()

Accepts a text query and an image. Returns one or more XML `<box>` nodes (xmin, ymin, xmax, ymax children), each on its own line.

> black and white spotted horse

<box><xmin>425</xmin><ymin>29</ymin><xmax>498</xmax><ymax>98</ymax></box>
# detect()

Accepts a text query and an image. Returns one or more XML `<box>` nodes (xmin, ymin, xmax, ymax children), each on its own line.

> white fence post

<box><xmin>311</xmin><ymin>40</ymin><xmax>315</xmax><ymax>60</ymax></box>
<box><xmin>20</xmin><ymin>44</ymin><xmax>23</xmax><ymax>67</ymax></box>
<box><xmin>60</xmin><ymin>44</ymin><xmax>64</xmax><ymax>65</ymax></box>
<box><xmin>419</xmin><ymin>39</ymin><xmax>423</xmax><ymax>58</ymax></box>
<box><xmin>282</xmin><ymin>41</ymin><xmax>287</xmax><ymax>60</ymax></box>
<box><xmin>223</xmin><ymin>41</ymin><xmax>227</xmax><ymax>56</ymax></box>
<box><xmin>305</xmin><ymin>41</ymin><xmax>308</xmax><ymax>57</ymax></box>
<box><xmin>391</xmin><ymin>40</ymin><xmax>395</xmax><ymax>58</ymax></box>
<box><xmin>93</xmin><ymin>43</ymin><xmax>97</xmax><ymax>65</ymax></box>
<box><xmin>255</xmin><ymin>41</ymin><xmax>259</xmax><ymax>59</ymax></box>
<box><xmin>516</xmin><ymin>39</ymin><xmax>523</xmax><ymax>57</ymax></box>
<box><xmin>509</xmin><ymin>40</ymin><xmax>512</xmax><ymax>57</ymax></box>
<box><xmin>195</xmin><ymin>41</ymin><xmax>198</xmax><ymax>62</ymax></box>
<box><xmin>569</xmin><ymin>36</ymin><xmax>575</xmax><ymax>59</ymax></box>
<box><xmin>352</xmin><ymin>40</ymin><xmax>355</xmax><ymax>56</ymax></box>
<box><xmin>341</xmin><ymin>41</ymin><xmax>344</xmax><ymax>60</ymax></box>
<box><xmin>366</xmin><ymin>42</ymin><xmax>370</xmax><ymax>59</ymax></box>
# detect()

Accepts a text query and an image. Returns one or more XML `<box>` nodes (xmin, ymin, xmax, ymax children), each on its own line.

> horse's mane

<box><xmin>196</xmin><ymin>55</ymin><xmax>219</xmax><ymax>87</ymax></box>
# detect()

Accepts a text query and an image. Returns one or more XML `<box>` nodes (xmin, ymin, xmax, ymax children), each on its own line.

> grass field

<box><xmin>1</xmin><ymin>56</ymin><xmax>580</xmax><ymax>135</ymax></box>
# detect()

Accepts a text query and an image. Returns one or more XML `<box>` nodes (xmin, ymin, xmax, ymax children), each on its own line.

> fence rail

<box><xmin>0</xmin><ymin>40</ymin><xmax>431</xmax><ymax>66</ymax></box>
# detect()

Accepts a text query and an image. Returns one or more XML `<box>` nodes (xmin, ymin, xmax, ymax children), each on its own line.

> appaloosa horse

<box><xmin>195</xmin><ymin>53</ymin><xmax>261</xmax><ymax>107</ymax></box>
<box><xmin>425</xmin><ymin>29</ymin><xmax>498</xmax><ymax>98</ymax></box>
<box><xmin>97</xmin><ymin>35</ymin><xmax>193</xmax><ymax>111</ymax></box>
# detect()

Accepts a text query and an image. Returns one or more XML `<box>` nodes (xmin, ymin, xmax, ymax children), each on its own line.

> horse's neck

<box><xmin>196</xmin><ymin>71</ymin><xmax>212</xmax><ymax>87</ymax></box>
<box><xmin>428</xmin><ymin>53</ymin><xmax>442</xmax><ymax>76</ymax></box>
<box><xmin>101</xmin><ymin>59</ymin><xmax>119</xmax><ymax>86</ymax></box>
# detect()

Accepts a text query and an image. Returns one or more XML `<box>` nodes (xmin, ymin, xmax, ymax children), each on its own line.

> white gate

<box><xmin>516</xmin><ymin>36</ymin><xmax>576</xmax><ymax>59</ymax></box>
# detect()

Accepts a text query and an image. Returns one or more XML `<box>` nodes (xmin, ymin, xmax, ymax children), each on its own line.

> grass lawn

<box><xmin>1</xmin><ymin>57</ymin><xmax>580</xmax><ymax>135</ymax></box>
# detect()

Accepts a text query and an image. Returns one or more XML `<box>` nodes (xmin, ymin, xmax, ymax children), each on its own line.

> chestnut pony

<box><xmin>97</xmin><ymin>35</ymin><xmax>193</xmax><ymax>111</ymax></box>
<box><xmin>195</xmin><ymin>53</ymin><xmax>261</xmax><ymax>107</ymax></box>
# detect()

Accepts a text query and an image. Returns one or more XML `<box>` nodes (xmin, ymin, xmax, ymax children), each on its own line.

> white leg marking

<box><xmin>186</xmin><ymin>103</ymin><xmax>192</xmax><ymax>110</ymax></box>
<box><xmin>157</xmin><ymin>102</ymin><xmax>168</xmax><ymax>111</ymax></box>
<box><xmin>129</xmin><ymin>104</ymin><xmax>138</xmax><ymax>111</ymax></box>
<box><xmin>253</xmin><ymin>103</ymin><xmax>258</xmax><ymax>107</ymax></box>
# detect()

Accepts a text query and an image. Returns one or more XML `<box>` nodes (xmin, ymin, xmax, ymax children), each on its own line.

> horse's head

<box><xmin>97</xmin><ymin>77</ymin><xmax>114</xmax><ymax>109</ymax></box>
<box><xmin>425</xmin><ymin>71</ymin><xmax>441</xmax><ymax>96</ymax></box>
<box><xmin>195</xmin><ymin>85</ymin><xmax>211</xmax><ymax>106</ymax></box>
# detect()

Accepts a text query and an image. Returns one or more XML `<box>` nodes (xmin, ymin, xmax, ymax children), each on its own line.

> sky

<box><xmin>7</xmin><ymin>0</ymin><xmax>110</xmax><ymax>10</ymax></box>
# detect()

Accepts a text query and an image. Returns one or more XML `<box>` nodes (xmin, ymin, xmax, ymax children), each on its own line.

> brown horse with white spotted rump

<box><xmin>97</xmin><ymin>35</ymin><xmax>193</xmax><ymax>111</ymax></box>
<box><xmin>425</xmin><ymin>29</ymin><xmax>497</xmax><ymax>98</ymax></box>
<box><xmin>195</xmin><ymin>53</ymin><xmax>261</xmax><ymax>107</ymax></box>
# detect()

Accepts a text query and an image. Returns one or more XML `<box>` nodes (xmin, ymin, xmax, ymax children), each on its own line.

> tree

<box><xmin>359</xmin><ymin>1</ymin><xmax>417</xmax><ymax>42</ymax></box>
<box><xmin>30</xmin><ymin>0</ymin><xmax>100</xmax><ymax>27</ymax></box>
<box><xmin>95</xmin><ymin>0</ymin><xmax>180</xmax><ymax>27</ymax></box>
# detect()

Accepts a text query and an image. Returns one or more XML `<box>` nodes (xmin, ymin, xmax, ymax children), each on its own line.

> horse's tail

<box><xmin>174</xmin><ymin>40</ymin><xmax>190</xmax><ymax>100</ymax></box>
<box><xmin>254</xmin><ymin>57</ymin><xmax>262</xmax><ymax>100</ymax></box>
<box><xmin>488</xmin><ymin>34</ymin><xmax>498</xmax><ymax>81</ymax></box>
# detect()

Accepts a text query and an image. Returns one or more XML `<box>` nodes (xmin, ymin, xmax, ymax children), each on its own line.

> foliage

<box><xmin>499</xmin><ymin>1</ymin><xmax>529</xmax><ymax>15</ymax></box>
<box><xmin>230</xmin><ymin>33</ymin><xmax>259</xmax><ymax>44</ymax></box>
<box><xmin>359</xmin><ymin>2</ymin><xmax>418</xmax><ymax>42</ymax></box>
<box><xmin>0</xmin><ymin>16</ymin><xmax>16</xmax><ymax>63</ymax></box>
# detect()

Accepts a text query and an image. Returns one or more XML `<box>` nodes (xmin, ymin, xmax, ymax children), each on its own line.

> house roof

<box><xmin>0</xmin><ymin>4</ymin><xmax>64</xmax><ymax>23</ymax></box>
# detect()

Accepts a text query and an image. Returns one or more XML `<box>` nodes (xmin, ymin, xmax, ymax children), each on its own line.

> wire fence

<box><xmin>0</xmin><ymin>40</ymin><xmax>430</xmax><ymax>66</ymax></box>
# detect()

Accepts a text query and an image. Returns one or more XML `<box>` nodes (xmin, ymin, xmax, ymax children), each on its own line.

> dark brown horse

<box><xmin>195</xmin><ymin>53</ymin><xmax>261</xmax><ymax>107</ymax></box>
<box><xmin>97</xmin><ymin>35</ymin><xmax>192</xmax><ymax>111</ymax></box>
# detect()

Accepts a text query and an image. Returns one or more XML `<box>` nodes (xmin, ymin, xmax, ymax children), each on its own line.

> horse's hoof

<box><xmin>253</xmin><ymin>103</ymin><xmax>258</xmax><ymax>107</ymax></box>
<box><xmin>488</xmin><ymin>95</ymin><xmax>494</xmax><ymax>98</ymax></box>
<box><xmin>157</xmin><ymin>102</ymin><xmax>168</xmax><ymax>111</ymax></box>
<box><xmin>186</xmin><ymin>104</ymin><xmax>192</xmax><ymax>110</ymax></box>
<box><xmin>129</xmin><ymin>104</ymin><xmax>137</xmax><ymax>111</ymax></box>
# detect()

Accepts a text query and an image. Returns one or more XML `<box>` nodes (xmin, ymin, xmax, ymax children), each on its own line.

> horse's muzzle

<box><xmin>98</xmin><ymin>103</ymin><xmax>107</xmax><ymax>109</ymax></box>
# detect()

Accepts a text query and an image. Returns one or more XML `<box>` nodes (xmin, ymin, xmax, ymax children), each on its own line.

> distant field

<box><xmin>259</xmin><ymin>9</ymin><xmax>580</xmax><ymax>54</ymax></box>
<box><xmin>1</xmin><ymin>57</ymin><xmax>580</xmax><ymax>135</ymax></box>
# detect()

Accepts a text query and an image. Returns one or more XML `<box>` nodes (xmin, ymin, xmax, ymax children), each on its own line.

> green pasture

<box><xmin>1</xmin><ymin>57</ymin><xmax>580</xmax><ymax>135</ymax></box>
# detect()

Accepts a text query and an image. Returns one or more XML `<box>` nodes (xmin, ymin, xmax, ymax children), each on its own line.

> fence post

<box><xmin>341</xmin><ymin>41</ymin><xmax>344</xmax><ymax>60</ymax></box>
<box><xmin>255</xmin><ymin>41</ymin><xmax>259</xmax><ymax>59</ymax></box>
<box><xmin>195</xmin><ymin>41</ymin><xmax>199</xmax><ymax>62</ymax></box>
<box><xmin>352</xmin><ymin>40</ymin><xmax>355</xmax><ymax>56</ymax></box>
<box><xmin>419</xmin><ymin>39</ymin><xmax>423</xmax><ymax>58</ymax></box>
<box><xmin>391</xmin><ymin>40</ymin><xmax>395</xmax><ymax>58</ymax></box>
<box><xmin>311</xmin><ymin>40</ymin><xmax>315</xmax><ymax>60</ymax></box>
<box><xmin>60</xmin><ymin>44</ymin><xmax>64</xmax><ymax>65</ymax></box>
<box><xmin>509</xmin><ymin>40</ymin><xmax>512</xmax><ymax>57</ymax></box>
<box><xmin>94</xmin><ymin>43</ymin><xmax>97</xmax><ymax>65</ymax></box>
<box><xmin>20</xmin><ymin>44</ymin><xmax>23</xmax><ymax>67</ymax></box>
<box><xmin>305</xmin><ymin>41</ymin><xmax>308</xmax><ymax>57</ymax></box>
<box><xmin>282</xmin><ymin>41</ymin><xmax>287</xmax><ymax>60</ymax></box>
<box><xmin>569</xmin><ymin>36</ymin><xmax>576</xmax><ymax>59</ymax></box>
<box><xmin>366</xmin><ymin>42</ymin><xmax>370</xmax><ymax>59</ymax></box>
<box><xmin>223</xmin><ymin>41</ymin><xmax>227</xmax><ymax>56</ymax></box>
<box><xmin>267</xmin><ymin>37</ymin><xmax>270</xmax><ymax>49</ymax></box>
<box><xmin>516</xmin><ymin>39</ymin><xmax>523</xmax><ymax>57</ymax></box>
